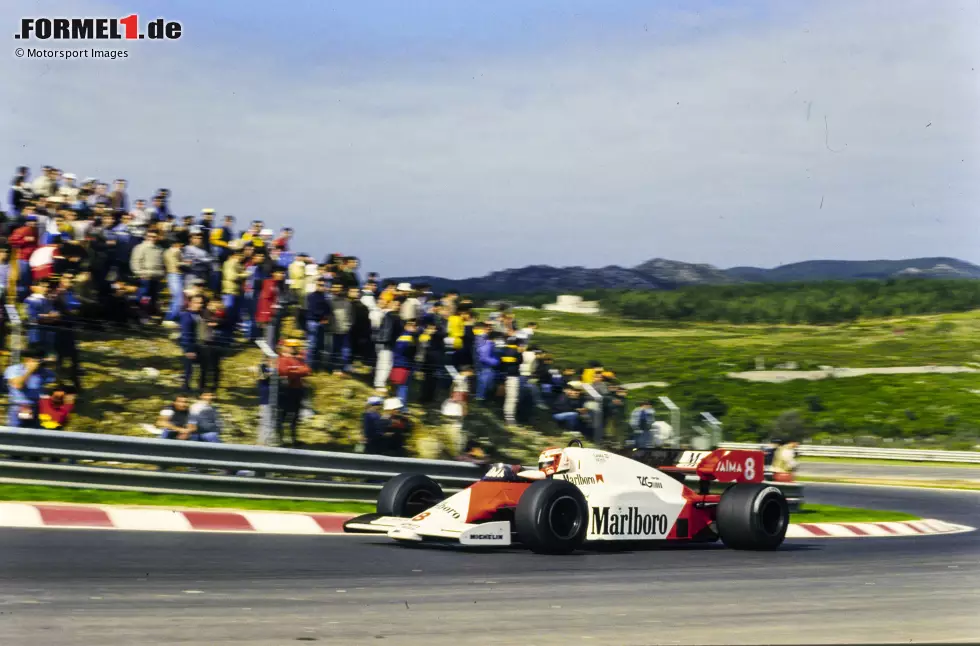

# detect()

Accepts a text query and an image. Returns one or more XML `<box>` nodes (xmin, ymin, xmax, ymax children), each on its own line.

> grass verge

<box><xmin>0</xmin><ymin>484</ymin><xmax>374</xmax><ymax>514</ymax></box>
<box><xmin>790</xmin><ymin>503</ymin><xmax>919</xmax><ymax>524</ymax></box>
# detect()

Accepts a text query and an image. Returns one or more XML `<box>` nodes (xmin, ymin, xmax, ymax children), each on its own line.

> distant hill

<box><xmin>390</xmin><ymin>257</ymin><xmax>980</xmax><ymax>295</ymax></box>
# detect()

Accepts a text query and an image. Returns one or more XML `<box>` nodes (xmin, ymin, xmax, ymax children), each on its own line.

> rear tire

<box><xmin>716</xmin><ymin>483</ymin><xmax>789</xmax><ymax>550</ymax></box>
<box><xmin>514</xmin><ymin>479</ymin><xmax>589</xmax><ymax>554</ymax></box>
<box><xmin>376</xmin><ymin>474</ymin><xmax>444</xmax><ymax>518</ymax></box>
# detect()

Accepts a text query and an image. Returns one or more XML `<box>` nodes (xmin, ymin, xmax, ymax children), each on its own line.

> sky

<box><xmin>2</xmin><ymin>0</ymin><xmax>978</xmax><ymax>278</ymax></box>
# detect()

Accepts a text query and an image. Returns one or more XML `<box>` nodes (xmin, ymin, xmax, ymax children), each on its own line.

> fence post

<box><xmin>700</xmin><ymin>412</ymin><xmax>723</xmax><ymax>448</ymax></box>
<box><xmin>255</xmin><ymin>339</ymin><xmax>278</xmax><ymax>446</ymax></box>
<box><xmin>582</xmin><ymin>383</ymin><xmax>604</xmax><ymax>445</ymax></box>
<box><xmin>6</xmin><ymin>304</ymin><xmax>22</xmax><ymax>365</ymax></box>
<box><xmin>657</xmin><ymin>396</ymin><xmax>680</xmax><ymax>448</ymax></box>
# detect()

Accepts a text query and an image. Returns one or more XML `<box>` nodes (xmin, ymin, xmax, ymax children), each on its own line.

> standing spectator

<box><xmin>38</xmin><ymin>384</ymin><xmax>75</xmax><ymax>429</ymax></box>
<box><xmin>273</xmin><ymin>227</ymin><xmax>293</xmax><ymax>253</ymax></box>
<box><xmin>4</xmin><ymin>348</ymin><xmax>56</xmax><ymax>427</ymax></box>
<box><xmin>0</xmin><ymin>246</ymin><xmax>10</xmax><ymax>305</ymax></box>
<box><xmin>474</xmin><ymin>326</ymin><xmax>500</xmax><ymax>401</ymax></box>
<box><xmin>51</xmin><ymin>273</ymin><xmax>82</xmax><ymax>391</ymax></box>
<box><xmin>305</xmin><ymin>277</ymin><xmax>330</xmax><ymax>369</ymax></box>
<box><xmin>31</xmin><ymin>166</ymin><xmax>56</xmax><ymax>198</ymax></box>
<box><xmin>243</xmin><ymin>247</ymin><xmax>268</xmax><ymax>341</ymax></box>
<box><xmin>398</xmin><ymin>284</ymin><xmax>421</xmax><ymax>321</ymax></box>
<box><xmin>628</xmin><ymin>401</ymin><xmax>657</xmax><ymax>448</ymax></box>
<box><xmin>328</xmin><ymin>282</ymin><xmax>353</xmax><ymax>374</ymax></box>
<box><xmin>210</xmin><ymin>214</ymin><xmax>236</xmax><ymax>263</ymax></box>
<box><xmin>0</xmin><ymin>248</ymin><xmax>9</xmax><ymax>349</ymax></box>
<box><xmin>25</xmin><ymin>280</ymin><xmax>57</xmax><ymax>354</ymax></box>
<box><xmin>349</xmin><ymin>285</ymin><xmax>372</xmax><ymax>368</ymax></box>
<box><xmin>157</xmin><ymin>395</ymin><xmax>192</xmax><ymax>440</ymax></box>
<box><xmin>130</xmin><ymin>199</ymin><xmax>151</xmax><ymax>236</ymax></box>
<box><xmin>277</xmin><ymin>339</ymin><xmax>311</xmax><ymax>447</ymax></box>
<box><xmin>373</xmin><ymin>299</ymin><xmax>399</xmax><ymax>391</ymax></box>
<box><xmin>58</xmin><ymin>173</ymin><xmax>79</xmax><ymax>204</ymax></box>
<box><xmin>255</xmin><ymin>265</ymin><xmax>286</xmax><ymax>344</ymax></box>
<box><xmin>380</xmin><ymin>398</ymin><xmax>411</xmax><ymax>456</ymax></box>
<box><xmin>418</xmin><ymin>316</ymin><xmax>446</xmax><ymax>404</ymax></box>
<box><xmin>9</xmin><ymin>166</ymin><xmax>31</xmax><ymax>216</ymax></box>
<box><xmin>362</xmin><ymin>395</ymin><xmax>385</xmax><ymax>454</ymax></box>
<box><xmin>390</xmin><ymin>319</ymin><xmax>418</xmax><ymax>406</ymax></box>
<box><xmin>109</xmin><ymin>212</ymin><xmax>136</xmax><ymax>281</ymax></box>
<box><xmin>9</xmin><ymin>212</ymin><xmax>40</xmax><ymax>301</ymax></box>
<box><xmin>288</xmin><ymin>253</ymin><xmax>309</xmax><ymax>326</ymax></box>
<box><xmin>516</xmin><ymin>321</ymin><xmax>538</xmax><ymax>342</ymax></box>
<box><xmin>181</xmin><ymin>230</ymin><xmax>212</xmax><ymax>285</ymax></box>
<box><xmin>220</xmin><ymin>241</ymin><xmax>247</xmax><ymax>337</ymax></box>
<box><xmin>162</xmin><ymin>238</ymin><xmax>187</xmax><ymax>327</ymax></box>
<box><xmin>188</xmin><ymin>390</ymin><xmax>223</xmax><ymax>442</ymax></box>
<box><xmin>201</xmin><ymin>298</ymin><xmax>224</xmax><ymax>391</ymax></box>
<box><xmin>131</xmin><ymin>229</ymin><xmax>165</xmax><ymax>321</ymax></box>
<box><xmin>500</xmin><ymin>337</ymin><xmax>522</xmax><ymax>425</ymax></box>
<box><xmin>178</xmin><ymin>294</ymin><xmax>206</xmax><ymax>392</ymax></box>
<box><xmin>108</xmin><ymin>179</ymin><xmax>129</xmax><ymax>214</ymax></box>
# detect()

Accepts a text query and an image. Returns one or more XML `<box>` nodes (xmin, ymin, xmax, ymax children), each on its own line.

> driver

<box><xmin>536</xmin><ymin>447</ymin><xmax>568</xmax><ymax>477</ymax></box>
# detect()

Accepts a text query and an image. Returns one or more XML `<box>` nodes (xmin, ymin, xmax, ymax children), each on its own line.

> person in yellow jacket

<box><xmin>221</xmin><ymin>241</ymin><xmax>248</xmax><ymax>334</ymax></box>
<box><xmin>240</xmin><ymin>221</ymin><xmax>266</xmax><ymax>248</ymax></box>
<box><xmin>210</xmin><ymin>214</ymin><xmax>236</xmax><ymax>263</ymax></box>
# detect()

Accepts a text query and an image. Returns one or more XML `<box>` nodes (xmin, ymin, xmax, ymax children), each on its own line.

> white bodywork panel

<box><xmin>351</xmin><ymin>447</ymin><xmax>701</xmax><ymax>544</ymax></box>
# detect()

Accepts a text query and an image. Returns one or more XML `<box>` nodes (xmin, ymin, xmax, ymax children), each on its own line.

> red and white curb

<box><xmin>0</xmin><ymin>503</ymin><xmax>973</xmax><ymax>538</ymax></box>
<box><xmin>0</xmin><ymin>503</ymin><xmax>351</xmax><ymax>534</ymax></box>
<box><xmin>785</xmin><ymin>518</ymin><xmax>974</xmax><ymax>539</ymax></box>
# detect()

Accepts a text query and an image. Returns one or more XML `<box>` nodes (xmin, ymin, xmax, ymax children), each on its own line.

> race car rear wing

<box><xmin>630</xmin><ymin>448</ymin><xmax>765</xmax><ymax>484</ymax></box>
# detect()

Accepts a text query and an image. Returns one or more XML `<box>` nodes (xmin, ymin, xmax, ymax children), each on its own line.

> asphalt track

<box><xmin>0</xmin><ymin>484</ymin><xmax>977</xmax><ymax>646</ymax></box>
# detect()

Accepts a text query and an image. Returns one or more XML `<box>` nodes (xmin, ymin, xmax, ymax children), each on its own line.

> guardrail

<box><xmin>719</xmin><ymin>442</ymin><xmax>980</xmax><ymax>464</ymax></box>
<box><xmin>0</xmin><ymin>427</ymin><xmax>802</xmax><ymax>507</ymax></box>
<box><xmin>0</xmin><ymin>427</ymin><xmax>483</xmax><ymax>501</ymax></box>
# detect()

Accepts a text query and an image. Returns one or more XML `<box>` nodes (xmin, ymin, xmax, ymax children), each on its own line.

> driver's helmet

<box><xmin>537</xmin><ymin>447</ymin><xmax>568</xmax><ymax>476</ymax></box>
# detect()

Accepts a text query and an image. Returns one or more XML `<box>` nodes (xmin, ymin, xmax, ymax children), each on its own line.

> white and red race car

<box><xmin>344</xmin><ymin>444</ymin><xmax>789</xmax><ymax>553</ymax></box>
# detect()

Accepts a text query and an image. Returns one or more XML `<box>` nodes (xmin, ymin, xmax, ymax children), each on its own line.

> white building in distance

<box><xmin>542</xmin><ymin>294</ymin><xmax>601</xmax><ymax>315</ymax></box>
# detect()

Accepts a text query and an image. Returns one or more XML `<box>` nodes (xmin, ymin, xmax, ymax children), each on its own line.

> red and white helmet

<box><xmin>537</xmin><ymin>447</ymin><xmax>569</xmax><ymax>476</ymax></box>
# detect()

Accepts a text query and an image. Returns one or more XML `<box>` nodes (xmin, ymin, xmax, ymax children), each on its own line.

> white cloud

<box><xmin>2</xmin><ymin>0</ymin><xmax>977</xmax><ymax>277</ymax></box>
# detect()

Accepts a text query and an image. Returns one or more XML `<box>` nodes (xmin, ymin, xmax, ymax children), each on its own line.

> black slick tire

<box><xmin>376</xmin><ymin>473</ymin><xmax>444</xmax><ymax>518</ymax></box>
<box><xmin>716</xmin><ymin>483</ymin><xmax>789</xmax><ymax>550</ymax></box>
<box><xmin>514</xmin><ymin>478</ymin><xmax>589</xmax><ymax>554</ymax></box>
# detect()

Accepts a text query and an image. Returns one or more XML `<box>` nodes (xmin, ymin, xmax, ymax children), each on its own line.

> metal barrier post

<box><xmin>658</xmin><ymin>396</ymin><xmax>680</xmax><ymax>448</ymax></box>
<box><xmin>700</xmin><ymin>412</ymin><xmax>723</xmax><ymax>448</ymax></box>
<box><xmin>6</xmin><ymin>305</ymin><xmax>22</xmax><ymax>365</ymax></box>
<box><xmin>582</xmin><ymin>383</ymin><xmax>604</xmax><ymax>445</ymax></box>
<box><xmin>255</xmin><ymin>340</ymin><xmax>278</xmax><ymax>446</ymax></box>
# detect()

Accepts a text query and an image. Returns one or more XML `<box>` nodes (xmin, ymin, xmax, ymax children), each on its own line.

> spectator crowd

<box><xmin>2</xmin><ymin>165</ymin><xmax>663</xmax><ymax>456</ymax></box>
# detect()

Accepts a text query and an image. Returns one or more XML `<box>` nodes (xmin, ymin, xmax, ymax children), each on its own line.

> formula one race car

<box><xmin>344</xmin><ymin>443</ymin><xmax>789</xmax><ymax>553</ymax></box>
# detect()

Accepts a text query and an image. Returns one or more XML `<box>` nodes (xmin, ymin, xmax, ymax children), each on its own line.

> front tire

<box><xmin>514</xmin><ymin>479</ymin><xmax>589</xmax><ymax>554</ymax></box>
<box><xmin>716</xmin><ymin>483</ymin><xmax>789</xmax><ymax>550</ymax></box>
<box><xmin>376</xmin><ymin>473</ymin><xmax>444</xmax><ymax>518</ymax></box>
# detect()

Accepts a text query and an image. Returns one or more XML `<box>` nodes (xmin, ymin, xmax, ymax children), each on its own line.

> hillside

<box><xmin>392</xmin><ymin>257</ymin><xmax>980</xmax><ymax>295</ymax></box>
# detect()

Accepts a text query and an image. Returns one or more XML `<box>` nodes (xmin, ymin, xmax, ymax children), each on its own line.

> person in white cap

<box><xmin>398</xmin><ymin>284</ymin><xmax>420</xmax><ymax>321</ymax></box>
<box><xmin>58</xmin><ymin>173</ymin><xmax>79</xmax><ymax>203</ymax></box>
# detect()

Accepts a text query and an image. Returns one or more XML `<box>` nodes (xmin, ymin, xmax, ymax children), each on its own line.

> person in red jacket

<box><xmin>255</xmin><ymin>266</ymin><xmax>285</xmax><ymax>344</ymax></box>
<box><xmin>38</xmin><ymin>385</ymin><xmax>76</xmax><ymax>429</ymax></box>
<box><xmin>9</xmin><ymin>213</ymin><xmax>40</xmax><ymax>302</ymax></box>
<box><xmin>277</xmin><ymin>338</ymin><xmax>311</xmax><ymax>446</ymax></box>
